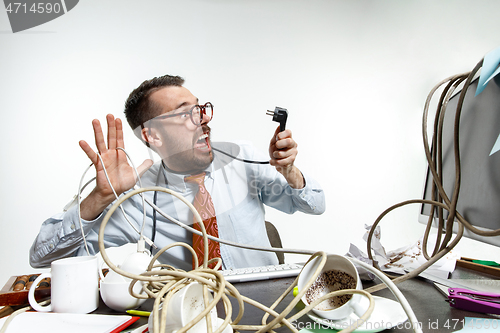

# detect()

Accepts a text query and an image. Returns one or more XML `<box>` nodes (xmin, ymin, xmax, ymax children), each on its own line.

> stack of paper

<box><xmin>0</xmin><ymin>312</ymin><xmax>139</xmax><ymax>333</ymax></box>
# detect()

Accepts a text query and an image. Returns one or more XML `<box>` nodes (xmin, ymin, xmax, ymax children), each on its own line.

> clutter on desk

<box><xmin>347</xmin><ymin>224</ymin><xmax>460</xmax><ymax>279</ymax></box>
<box><xmin>456</xmin><ymin>257</ymin><xmax>500</xmax><ymax>278</ymax></box>
<box><xmin>448</xmin><ymin>288</ymin><xmax>500</xmax><ymax>315</ymax></box>
<box><xmin>0</xmin><ymin>274</ymin><xmax>50</xmax><ymax>306</ymax></box>
<box><xmin>305</xmin><ymin>296</ymin><xmax>408</xmax><ymax>333</ymax></box>
<box><xmin>448</xmin><ymin>279</ymin><xmax>500</xmax><ymax>294</ymax></box>
<box><xmin>0</xmin><ymin>306</ymin><xmax>14</xmax><ymax>319</ymax></box>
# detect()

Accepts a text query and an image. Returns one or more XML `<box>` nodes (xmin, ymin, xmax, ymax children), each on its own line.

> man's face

<box><xmin>147</xmin><ymin>86</ymin><xmax>213</xmax><ymax>173</ymax></box>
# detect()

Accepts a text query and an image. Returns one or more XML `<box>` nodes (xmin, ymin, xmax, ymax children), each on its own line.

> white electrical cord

<box><xmin>75</xmin><ymin>151</ymin><xmax>156</xmax><ymax>256</ymax></box>
<box><xmin>116</xmin><ymin>147</ymin><xmax>148</xmax><ymax>243</ymax></box>
<box><xmin>349</xmin><ymin>258</ymin><xmax>422</xmax><ymax>332</ymax></box>
<box><xmin>95</xmin><ymin>152</ymin><xmax>146</xmax><ymax>240</ymax></box>
<box><xmin>98</xmin><ymin>185</ymin><xmax>421</xmax><ymax>333</ymax></box>
<box><xmin>72</xmin><ymin>144</ymin><xmax>420</xmax><ymax>333</ymax></box>
<box><xmin>135</xmin><ymin>187</ymin><xmax>316</xmax><ymax>256</ymax></box>
<box><xmin>98</xmin><ymin>188</ymin><xmax>378</xmax><ymax>333</ymax></box>
<box><xmin>77</xmin><ymin>163</ymin><xmax>94</xmax><ymax>256</ymax></box>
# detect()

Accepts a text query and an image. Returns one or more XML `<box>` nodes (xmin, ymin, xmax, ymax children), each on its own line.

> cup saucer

<box><xmin>306</xmin><ymin>296</ymin><xmax>408</xmax><ymax>333</ymax></box>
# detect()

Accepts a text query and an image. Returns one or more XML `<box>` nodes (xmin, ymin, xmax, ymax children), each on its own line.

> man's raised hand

<box><xmin>78</xmin><ymin>114</ymin><xmax>153</xmax><ymax>220</ymax></box>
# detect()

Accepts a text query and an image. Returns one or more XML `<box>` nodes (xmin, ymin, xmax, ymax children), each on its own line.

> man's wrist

<box><xmin>79</xmin><ymin>190</ymin><xmax>114</xmax><ymax>220</ymax></box>
<box><xmin>280</xmin><ymin>165</ymin><xmax>305</xmax><ymax>189</ymax></box>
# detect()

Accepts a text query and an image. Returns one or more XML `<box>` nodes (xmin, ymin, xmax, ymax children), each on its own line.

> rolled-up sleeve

<box><xmin>259</xmin><ymin>170</ymin><xmax>325</xmax><ymax>215</ymax></box>
<box><xmin>238</xmin><ymin>142</ymin><xmax>326</xmax><ymax>216</ymax></box>
<box><xmin>29</xmin><ymin>206</ymin><xmax>99</xmax><ymax>268</ymax></box>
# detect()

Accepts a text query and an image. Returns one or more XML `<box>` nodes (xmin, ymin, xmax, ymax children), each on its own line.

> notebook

<box><xmin>0</xmin><ymin>312</ymin><xmax>139</xmax><ymax>333</ymax></box>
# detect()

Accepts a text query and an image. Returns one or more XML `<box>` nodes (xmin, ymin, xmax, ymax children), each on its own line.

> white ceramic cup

<box><xmin>148</xmin><ymin>282</ymin><xmax>219</xmax><ymax>333</ymax></box>
<box><xmin>297</xmin><ymin>254</ymin><xmax>370</xmax><ymax>321</ymax></box>
<box><xmin>100</xmin><ymin>279</ymin><xmax>146</xmax><ymax>312</ymax></box>
<box><xmin>99</xmin><ymin>251</ymin><xmax>151</xmax><ymax>312</ymax></box>
<box><xmin>28</xmin><ymin>256</ymin><xmax>99</xmax><ymax>314</ymax></box>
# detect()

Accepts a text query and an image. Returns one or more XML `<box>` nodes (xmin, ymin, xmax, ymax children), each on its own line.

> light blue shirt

<box><xmin>30</xmin><ymin>141</ymin><xmax>325</xmax><ymax>270</ymax></box>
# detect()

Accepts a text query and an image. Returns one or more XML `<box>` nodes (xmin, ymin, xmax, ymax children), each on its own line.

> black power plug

<box><xmin>266</xmin><ymin>107</ymin><xmax>288</xmax><ymax>132</ymax></box>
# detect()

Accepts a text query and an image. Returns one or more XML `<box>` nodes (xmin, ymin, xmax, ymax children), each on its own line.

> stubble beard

<box><xmin>163</xmin><ymin>126</ymin><xmax>214</xmax><ymax>174</ymax></box>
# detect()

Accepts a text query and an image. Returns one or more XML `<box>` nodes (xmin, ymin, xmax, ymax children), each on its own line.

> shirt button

<box><xmin>70</xmin><ymin>223</ymin><xmax>76</xmax><ymax>230</ymax></box>
<box><xmin>49</xmin><ymin>243</ymin><xmax>54</xmax><ymax>249</ymax></box>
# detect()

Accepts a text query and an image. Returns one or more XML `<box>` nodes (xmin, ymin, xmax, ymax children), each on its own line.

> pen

<box><xmin>456</xmin><ymin>257</ymin><xmax>500</xmax><ymax>278</ymax></box>
<box><xmin>463</xmin><ymin>258</ymin><xmax>500</xmax><ymax>267</ymax></box>
<box><xmin>126</xmin><ymin>310</ymin><xmax>151</xmax><ymax>317</ymax></box>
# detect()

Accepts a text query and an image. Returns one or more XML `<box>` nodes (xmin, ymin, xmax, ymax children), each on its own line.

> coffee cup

<box><xmin>148</xmin><ymin>282</ymin><xmax>221</xmax><ymax>333</ymax></box>
<box><xmin>100</xmin><ymin>279</ymin><xmax>146</xmax><ymax>312</ymax></box>
<box><xmin>99</xmin><ymin>251</ymin><xmax>151</xmax><ymax>312</ymax></box>
<box><xmin>297</xmin><ymin>254</ymin><xmax>369</xmax><ymax>320</ymax></box>
<box><xmin>28</xmin><ymin>256</ymin><xmax>99</xmax><ymax>314</ymax></box>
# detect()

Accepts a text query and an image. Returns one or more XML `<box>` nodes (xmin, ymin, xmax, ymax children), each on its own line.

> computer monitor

<box><xmin>419</xmin><ymin>74</ymin><xmax>500</xmax><ymax>247</ymax></box>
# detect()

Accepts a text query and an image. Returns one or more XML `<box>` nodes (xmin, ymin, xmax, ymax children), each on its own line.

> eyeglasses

<box><xmin>156</xmin><ymin>102</ymin><xmax>213</xmax><ymax>126</ymax></box>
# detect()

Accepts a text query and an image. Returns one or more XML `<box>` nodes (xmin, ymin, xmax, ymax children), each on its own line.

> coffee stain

<box><xmin>305</xmin><ymin>270</ymin><xmax>356</xmax><ymax>310</ymax></box>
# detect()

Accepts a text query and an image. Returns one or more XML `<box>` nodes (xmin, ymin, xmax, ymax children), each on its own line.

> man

<box><xmin>30</xmin><ymin>75</ymin><xmax>325</xmax><ymax>271</ymax></box>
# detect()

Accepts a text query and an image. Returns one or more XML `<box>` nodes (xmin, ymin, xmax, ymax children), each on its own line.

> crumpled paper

<box><xmin>346</xmin><ymin>224</ymin><xmax>460</xmax><ymax>280</ymax></box>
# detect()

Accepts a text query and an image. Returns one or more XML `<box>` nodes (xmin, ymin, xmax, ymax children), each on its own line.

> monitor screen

<box><xmin>419</xmin><ymin>75</ymin><xmax>500</xmax><ymax>247</ymax></box>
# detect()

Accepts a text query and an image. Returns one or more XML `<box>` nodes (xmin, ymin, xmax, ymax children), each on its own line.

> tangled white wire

<box><xmin>98</xmin><ymin>186</ymin><xmax>421</xmax><ymax>333</ymax></box>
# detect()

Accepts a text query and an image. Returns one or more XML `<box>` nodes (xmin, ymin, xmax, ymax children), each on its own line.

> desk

<box><xmin>99</xmin><ymin>267</ymin><xmax>499</xmax><ymax>332</ymax></box>
<box><xmin>225</xmin><ymin>271</ymin><xmax>498</xmax><ymax>332</ymax></box>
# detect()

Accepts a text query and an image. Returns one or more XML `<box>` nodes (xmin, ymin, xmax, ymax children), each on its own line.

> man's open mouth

<box><xmin>194</xmin><ymin>133</ymin><xmax>211</xmax><ymax>152</ymax></box>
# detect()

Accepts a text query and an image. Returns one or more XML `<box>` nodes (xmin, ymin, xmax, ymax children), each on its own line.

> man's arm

<box><xmin>268</xmin><ymin>126</ymin><xmax>305</xmax><ymax>189</ymax></box>
<box><xmin>30</xmin><ymin>206</ymin><xmax>99</xmax><ymax>267</ymax></box>
<box><xmin>30</xmin><ymin>114</ymin><xmax>153</xmax><ymax>266</ymax></box>
<box><xmin>235</xmin><ymin>127</ymin><xmax>325</xmax><ymax>215</ymax></box>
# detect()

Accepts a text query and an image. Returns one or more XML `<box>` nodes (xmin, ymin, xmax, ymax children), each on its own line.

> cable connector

<box><xmin>137</xmin><ymin>237</ymin><xmax>146</xmax><ymax>253</ymax></box>
<box><xmin>266</xmin><ymin>107</ymin><xmax>288</xmax><ymax>132</ymax></box>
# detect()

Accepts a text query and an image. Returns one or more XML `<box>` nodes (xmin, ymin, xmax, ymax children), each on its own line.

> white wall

<box><xmin>1</xmin><ymin>0</ymin><xmax>500</xmax><ymax>285</ymax></box>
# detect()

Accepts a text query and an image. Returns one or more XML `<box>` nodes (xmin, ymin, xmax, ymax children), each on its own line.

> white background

<box><xmin>1</xmin><ymin>0</ymin><xmax>500</xmax><ymax>286</ymax></box>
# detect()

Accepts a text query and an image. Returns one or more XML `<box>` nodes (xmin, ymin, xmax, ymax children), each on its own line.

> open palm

<box><xmin>78</xmin><ymin>114</ymin><xmax>153</xmax><ymax>219</ymax></box>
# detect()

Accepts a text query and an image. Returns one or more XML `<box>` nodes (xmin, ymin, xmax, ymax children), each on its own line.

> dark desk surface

<box><xmin>101</xmin><ymin>267</ymin><xmax>499</xmax><ymax>332</ymax></box>
<box><xmin>225</xmin><ymin>270</ymin><xmax>498</xmax><ymax>332</ymax></box>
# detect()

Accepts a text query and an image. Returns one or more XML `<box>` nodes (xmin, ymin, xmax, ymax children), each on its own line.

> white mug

<box><xmin>297</xmin><ymin>254</ymin><xmax>369</xmax><ymax>320</ymax></box>
<box><xmin>148</xmin><ymin>282</ymin><xmax>220</xmax><ymax>333</ymax></box>
<box><xmin>28</xmin><ymin>256</ymin><xmax>99</xmax><ymax>314</ymax></box>
<box><xmin>99</xmin><ymin>251</ymin><xmax>151</xmax><ymax>312</ymax></box>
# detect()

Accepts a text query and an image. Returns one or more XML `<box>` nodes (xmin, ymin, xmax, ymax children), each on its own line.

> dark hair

<box><xmin>124</xmin><ymin>75</ymin><xmax>185</xmax><ymax>130</ymax></box>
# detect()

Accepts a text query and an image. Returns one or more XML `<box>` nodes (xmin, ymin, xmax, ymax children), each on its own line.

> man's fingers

<box><xmin>272</xmin><ymin>149</ymin><xmax>297</xmax><ymax>163</ymax></box>
<box><xmin>275</xmin><ymin>137</ymin><xmax>296</xmax><ymax>150</ymax></box>
<box><xmin>116</xmin><ymin>118</ymin><xmax>124</xmax><ymax>149</ymax></box>
<box><xmin>272</xmin><ymin>128</ymin><xmax>294</xmax><ymax>148</ymax></box>
<box><xmin>93</xmin><ymin>119</ymin><xmax>107</xmax><ymax>153</ymax></box>
<box><xmin>273</xmin><ymin>147</ymin><xmax>296</xmax><ymax>159</ymax></box>
<box><xmin>271</xmin><ymin>127</ymin><xmax>298</xmax><ymax>169</ymax></box>
<box><xmin>276</xmin><ymin>128</ymin><xmax>292</xmax><ymax>140</ymax></box>
<box><xmin>269</xmin><ymin>126</ymin><xmax>281</xmax><ymax>145</ymax></box>
<box><xmin>136</xmin><ymin>159</ymin><xmax>154</xmax><ymax>178</ymax></box>
<box><xmin>107</xmin><ymin>114</ymin><xmax>117</xmax><ymax>150</ymax></box>
<box><xmin>79</xmin><ymin>140</ymin><xmax>99</xmax><ymax>166</ymax></box>
<box><xmin>271</xmin><ymin>154</ymin><xmax>296</xmax><ymax>167</ymax></box>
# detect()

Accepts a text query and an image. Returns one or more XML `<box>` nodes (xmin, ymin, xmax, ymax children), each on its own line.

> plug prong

<box><xmin>266</xmin><ymin>106</ymin><xmax>288</xmax><ymax>132</ymax></box>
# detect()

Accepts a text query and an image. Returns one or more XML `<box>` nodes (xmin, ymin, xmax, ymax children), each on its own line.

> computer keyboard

<box><xmin>221</xmin><ymin>263</ymin><xmax>304</xmax><ymax>283</ymax></box>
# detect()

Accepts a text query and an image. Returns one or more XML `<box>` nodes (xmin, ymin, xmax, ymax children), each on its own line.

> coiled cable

<box><xmin>365</xmin><ymin>57</ymin><xmax>500</xmax><ymax>294</ymax></box>
<box><xmin>98</xmin><ymin>186</ymin><xmax>422</xmax><ymax>333</ymax></box>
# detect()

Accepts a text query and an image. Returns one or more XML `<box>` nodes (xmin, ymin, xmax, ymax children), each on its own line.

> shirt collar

<box><xmin>161</xmin><ymin>161</ymin><xmax>214</xmax><ymax>192</ymax></box>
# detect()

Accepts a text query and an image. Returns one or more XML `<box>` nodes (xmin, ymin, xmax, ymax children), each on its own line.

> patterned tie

<box><xmin>184</xmin><ymin>172</ymin><xmax>221</xmax><ymax>269</ymax></box>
